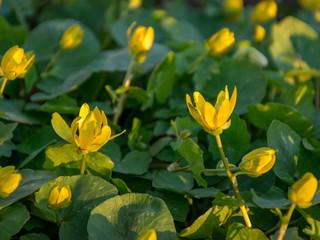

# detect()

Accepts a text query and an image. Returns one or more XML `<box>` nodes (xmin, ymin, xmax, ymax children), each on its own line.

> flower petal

<box><xmin>204</xmin><ymin>101</ymin><xmax>217</xmax><ymax>130</ymax></box>
<box><xmin>229</xmin><ymin>86</ymin><xmax>237</xmax><ymax>115</ymax></box>
<box><xmin>215</xmin><ymin>99</ymin><xmax>230</xmax><ymax>127</ymax></box>
<box><xmin>51</xmin><ymin>112</ymin><xmax>74</xmax><ymax>144</ymax></box>
<box><xmin>186</xmin><ymin>94</ymin><xmax>209</xmax><ymax>130</ymax></box>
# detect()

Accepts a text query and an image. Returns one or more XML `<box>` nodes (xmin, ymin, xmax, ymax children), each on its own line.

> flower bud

<box><xmin>0</xmin><ymin>166</ymin><xmax>23</xmax><ymax>198</ymax></box>
<box><xmin>251</xmin><ymin>0</ymin><xmax>277</xmax><ymax>23</ymax></box>
<box><xmin>48</xmin><ymin>185</ymin><xmax>72</xmax><ymax>209</ymax></box>
<box><xmin>60</xmin><ymin>25</ymin><xmax>84</xmax><ymax>50</ymax></box>
<box><xmin>205</xmin><ymin>28</ymin><xmax>235</xmax><ymax>55</ymax></box>
<box><xmin>288</xmin><ymin>172</ymin><xmax>318</xmax><ymax>208</ymax></box>
<box><xmin>253</xmin><ymin>25</ymin><xmax>266</xmax><ymax>42</ymax></box>
<box><xmin>127</xmin><ymin>22</ymin><xmax>154</xmax><ymax>64</ymax></box>
<box><xmin>239</xmin><ymin>147</ymin><xmax>276</xmax><ymax>177</ymax></box>
<box><xmin>136</xmin><ymin>229</ymin><xmax>157</xmax><ymax>240</ymax></box>
<box><xmin>222</xmin><ymin>0</ymin><xmax>243</xmax><ymax>13</ymax></box>
<box><xmin>0</xmin><ymin>46</ymin><xmax>35</xmax><ymax>80</ymax></box>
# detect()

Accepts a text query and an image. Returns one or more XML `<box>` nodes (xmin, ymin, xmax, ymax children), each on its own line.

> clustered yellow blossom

<box><xmin>51</xmin><ymin>103</ymin><xmax>125</xmax><ymax>153</ymax></box>
<box><xmin>186</xmin><ymin>86</ymin><xmax>237</xmax><ymax>136</ymax></box>
<box><xmin>205</xmin><ymin>28</ymin><xmax>235</xmax><ymax>55</ymax></box>
<box><xmin>0</xmin><ymin>46</ymin><xmax>34</xmax><ymax>81</ymax></box>
<box><xmin>239</xmin><ymin>147</ymin><xmax>276</xmax><ymax>177</ymax></box>
<box><xmin>60</xmin><ymin>25</ymin><xmax>84</xmax><ymax>50</ymax></box>
<box><xmin>127</xmin><ymin>22</ymin><xmax>154</xmax><ymax>64</ymax></box>
<box><xmin>0</xmin><ymin>166</ymin><xmax>23</xmax><ymax>198</ymax></box>
<box><xmin>48</xmin><ymin>185</ymin><xmax>72</xmax><ymax>209</ymax></box>
<box><xmin>288</xmin><ymin>172</ymin><xmax>318</xmax><ymax>208</ymax></box>
<box><xmin>251</xmin><ymin>0</ymin><xmax>277</xmax><ymax>23</ymax></box>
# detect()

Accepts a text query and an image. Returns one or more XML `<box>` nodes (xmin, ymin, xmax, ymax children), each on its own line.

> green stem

<box><xmin>55</xmin><ymin>209</ymin><xmax>61</xmax><ymax>225</ymax></box>
<box><xmin>277</xmin><ymin>203</ymin><xmax>296</xmax><ymax>240</ymax></box>
<box><xmin>215</xmin><ymin>134</ymin><xmax>252</xmax><ymax>228</ymax></box>
<box><xmin>42</xmin><ymin>48</ymin><xmax>62</xmax><ymax>75</ymax></box>
<box><xmin>113</xmin><ymin>57</ymin><xmax>136</xmax><ymax>124</ymax></box>
<box><xmin>0</xmin><ymin>78</ymin><xmax>8</xmax><ymax>97</ymax></box>
<box><xmin>203</xmin><ymin>167</ymin><xmax>240</xmax><ymax>176</ymax></box>
<box><xmin>80</xmin><ymin>153</ymin><xmax>88</xmax><ymax>175</ymax></box>
<box><xmin>178</xmin><ymin>51</ymin><xmax>209</xmax><ymax>80</ymax></box>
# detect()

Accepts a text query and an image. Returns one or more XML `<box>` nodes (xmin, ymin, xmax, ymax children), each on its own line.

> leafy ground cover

<box><xmin>1</xmin><ymin>0</ymin><xmax>320</xmax><ymax>239</ymax></box>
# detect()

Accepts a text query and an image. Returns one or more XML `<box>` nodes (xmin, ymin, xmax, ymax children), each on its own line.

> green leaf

<box><xmin>111</xmin><ymin>178</ymin><xmax>132</xmax><ymax>194</ymax></box>
<box><xmin>251</xmin><ymin>187</ymin><xmax>290</xmax><ymax>209</ymax></box>
<box><xmin>20</xmin><ymin>233</ymin><xmax>51</xmax><ymax>240</ymax></box>
<box><xmin>44</xmin><ymin>144</ymin><xmax>114</xmax><ymax>178</ymax></box>
<box><xmin>208</xmin><ymin>113</ymin><xmax>250</xmax><ymax>164</ymax></box>
<box><xmin>270</xmin><ymin>227</ymin><xmax>303</xmax><ymax>240</ymax></box>
<box><xmin>212</xmin><ymin>192</ymin><xmax>239</xmax><ymax>206</ymax></box>
<box><xmin>179</xmin><ymin>206</ymin><xmax>231</xmax><ymax>239</ymax></box>
<box><xmin>0</xmin><ymin>169</ymin><xmax>56</xmax><ymax>208</ymax></box>
<box><xmin>278</xmin><ymin>81</ymin><xmax>315</xmax><ymax>122</ymax></box>
<box><xmin>0</xmin><ymin>202</ymin><xmax>30</xmax><ymax>240</ymax></box>
<box><xmin>0</xmin><ymin>99</ymin><xmax>45</xmax><ymax>125</ymax></box>
<box><xmin>34</xmin><ymin>175</ymin><xmax>118</xmax><ymax>240</ymax></box>
<box><xmin>146</xmin><ymin>52</ymin><xmax>176</xmax><ymax>104</ymax></box>
<box><xmin>267</xmin><ymin>120</ymin><xmax>301</xmax><ymax>183</ymax></box>
<box><xmin>128</xmin><ymin>118</ymin><xmax>141</xmax><ymax>150</ymax></box>
<box><xmin>269</xmin><ymin>16</ymin><xmax>318</xmax><ymax>71</ymax></box>
<box><xmin>171</xmin><ymin>137</ymin><xmax>207</xmax><ymax>187</ymax></box>
<box><xmin>152</xmin><ymin>170</ymin><xmax>194</xmax><ymax>192</ymax></box>
<box><xmin>113</xmin><ymin>150</ymin><xmax>151</xmax><ymax>175</ymax></box>
<box><xmin>151</xmin><ymin>190</ymin><xmax>189</xmax><ymax>222</ymax></box>
<box><xmin>226</xmin><ymin>223</ymin><xmax>269</xmax><ymax>240</ymax></box>
<box><xmin>186</xmin><ymin>187</ymin><xmax>221</xmax><ymax>198</ymax></box>
<box><xmin>87</xmin><ymin>193</ymin><xmax>176</xmax><ymax>240</ymax></box>
<box><xmin>0</xmin><ymin>121</ymin><xmax>17</xmax><ymax>145</ymax></box>
<box><xmin>248</xmin><ymin>103</ymin><xmax>313</xmax><ymax>137</ymax></box>
<box><xmin>201</xmin><ymin>59</ymin><xmax>267</xmax><ymax>114</ymax></box>
<box><xmin>39</xmin><ymin>95</ymin><xmax>79</xmax><ymax>114</ymax></box>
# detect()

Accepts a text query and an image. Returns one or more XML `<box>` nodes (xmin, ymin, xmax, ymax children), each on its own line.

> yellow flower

<box><xmin>0</xmin><ymin>46</ymin><xmax>35</xmax><ymax>80</ymax></box>
<box><xmin>186</xmin><ymin>86</ymin><xmax>237</xmax><ymax>136</ymax></box>
<box><xmin>51</xmin><ymin>103</ymin><xmax>125</xmax><ymax>153</ymax></box>
<box><xmin>288</xmin><ymin>172</ymin><xmax>318</xmax><ymax>208</ymax></box>
<box><xmin>222</xmin><ymin>0</ymin><xmax>243</xmax><ymax>13</ymax></box>
<box><xmin>251</xmin><ymin>0</ymin><xmax>277</xmax><ymax>23</ymax></box>
<box><xmin>238</xmin><ymin>147</ymin><xmax>276</xmax><ymax>177</ymax></box>
<box><xmin>205</xmin><ymin>28</ymin><xmax>235</xmax><ymax>55</ymax></box>
<box><xmin>127</xmin><ymin>22</ymin><xmax>154</xmax><ymax>64</ymax></box>
<box><xmin>0</xmin><ymin>166</ymin><xmax>23</xmax><ymax>198</ymax></box>
<box><xmin>60</xmin><ymin>25</ymin><xmax>84</xmax><ymax>50</ymax></box>
<box><xmin>298</xmin><ymin>0</ymin><xmax>320</xmax><ymax>10</ymax></box>
<box><xmin>137</xmin><ymin>229</ymin><xmax>157</xmax><ymax>240</ymax></box>
<box><xmin>129</xmin><ymin>0</ymin><xmax>142</xmax><ymax>9</ymax></box>
<box><xmin>48</xmin><ymin>185</ymin><xmax>72</xmax><ymax>209</ymax></box>
<box><xmin>253</xmin><ymin>25</ymin><xmax>266</xmax><ymax>42</ymax></box>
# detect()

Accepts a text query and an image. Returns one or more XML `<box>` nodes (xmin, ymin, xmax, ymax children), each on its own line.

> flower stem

<box><xmin>113</xmin><ymin>57</ymin><xmax>136</xmax><ymax>124</ymax></box>
<box><xmin>0</xmin><ymin>78</ymin><xmax>8</xmax><ymax>97</ymax></box>
<box><xmin>42</xmin><ymin>48</ymin><xmax>62</xmax><ymax>74</ymax></box>
<box><xmin>178</xmin><ymin>51</ymin><xmax>209</xmax><ymax>80</ymax></box>
<box><xmin>277</xmin><ymin>203</ymin><xmax>296</xmax><ymax>240</ymax></box>
<box><xmin>55</xmin><ymin>209</ymin><xmax>61</xmax><ymax>225</ymax></box>
<box><xmin>215</xmin><ymin>134</ymin><xmax>252</xmax><ymax>228</ymax></box>
<box><xmin>80</xmin><ymin>153</ymin><xmax>88</xmax><ymax>175</ymax></box>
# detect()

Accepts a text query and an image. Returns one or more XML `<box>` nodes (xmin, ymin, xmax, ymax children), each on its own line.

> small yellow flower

<box><xmin>51</xmin><ymin>103</ymin><xmax>125</xmax><ymax>153</ymax></box>
<box><xmin>127</xmin><ymin>22</ymin><xmax>154</xmax><ymax>64</ymax></box>
<box><xmin>48</xmin><ymin>185</ymin><xmax>72</xmax><ymax>209</ymax></box>
<box><xmin>238</xmin><ymin>147</ymin><xmax>276</xmax><ymax>177</ymax></box>
<box><xmin>253</xmin><ymin>25</ymin><xmax>266</xmax><ymax>42</ymax></box>
<box><xmin>0</xmin><ymin>166</ymin><xmax>23</xmax><ymax>198</ymax></box>
<box><xmin>205</xmin><ymin>28</ymin><xmax>235</xmax><ymax>55</ymax></box>
<box><xmin>222</xmin><ymin>0</ymin><xmax>243</xmax><ymax>13</ymax></box>
<box><xmin>137</xmin><ymin>229</ymin><xmax>157</xmax><ymax>240</ymax></box>
<box><xmin>288</xmin><ymin>172</ymin><xmax>318</xmax><ymax>208</ymax></box>
<box><xmin>60</xmin><ymin>25</ymin><xmax>84</xmax><ymax>50</ymax></box>
<box><xmin>251</xmin><ymin>0</ymin><xmax>277</xmax><ymax>23</ymax></box>
<box><xmin>0</xmin><ymin>46</ymin><xmax>35</xmax><ymax>80</ymax></box>
<box><xmin>129</xmin><ymin>0</ymin><xmax>142</xmax><ymax>9</ymax></box>
<box><xmin>186</xmin><ymin>86</ymin><xmax>237</xmax><ymax>136</ymax></box>
<box><xmin>298</xmin><ymin>0</ymin><xmax>320</xmax><ymax>10</ymax></box>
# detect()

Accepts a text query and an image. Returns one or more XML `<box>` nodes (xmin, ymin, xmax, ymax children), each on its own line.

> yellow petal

<box><xmin>51</xmin><ymin>113</ymin><xmax>74</xmax><ymax>144</ymax></box>
<box><xmin>193</xmin><ymin>92</ymin><xmax>206</xmax><ymax>115</ymax></box>
<box><xmin>79</xmin><ymin>103</ymin><xmax>90</xmax><ymax>121</ymax></box>
<box><xmin>142</xmin><ymin>27</ymin><xmax>154</xmax><ymax>50</ymax></box>
<box><xmin>78</xmin><ymin>117</ymin><xmax>96</xmax><ymax>150</ymax></box>
<box><xmin>110</xmin><ymin>129</ymin><xmax>126</xmax><ymax>140</ymax></box>
<box><xmin>204</xmin><ymin>101</ymin><xmax>217</xmax><ymax>130</ymax></box>
<box><xmin>215</xmin><ymin>90</ymin><xmax>226</xmax><ymax>112</ymax></box>
<box><xmin>186</xmin><ymin>94</ymin><xmax>209</xmax><ymax>130</ymax></box>
<box><xmin>86</xmin><ymin>125</ymin><xmax>112</xmax><ymax>152</ymax></box>
<box><xmin>216</xmin><ymin>99</ymin><xmax>230</xmax><ymax>127</ymax></box>
<box><xmin>229</xmin><ymin>86</ymin><xmax>237</xmax><ymax>115</ymax></box>
<box><xmin>127</xmin><ymin>22</ymin><xmax>137</xmax><ymax>43</ymax></box>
